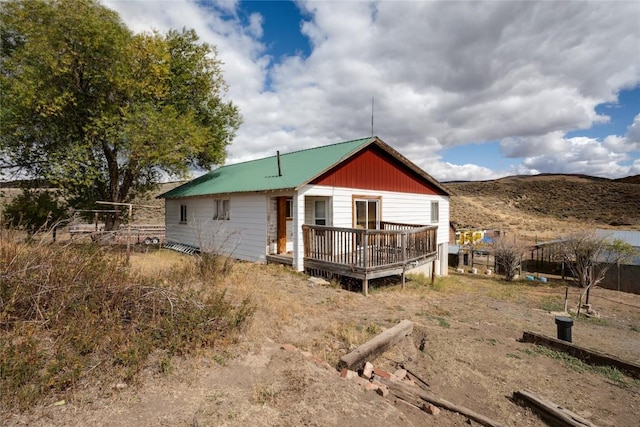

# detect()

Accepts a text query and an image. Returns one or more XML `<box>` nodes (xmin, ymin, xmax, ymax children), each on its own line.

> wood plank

<box><xmin>513</xmin><ymin>390</ymin><xmax>599</xmax><ymax>427</ymax></box>
<box><xmin>521</xmin><ymin>331</ymin><xmax>640</xmax><ymax>379</ymax></box>
<box><xmin>382</xmin><ymin>379</ymin><xmax>507</xmax><ymax>427</ymax></box>
<box><xmin>339</xmin><ymin>320</ymin><xmax>413</xmax><ymax>370</ymax></box>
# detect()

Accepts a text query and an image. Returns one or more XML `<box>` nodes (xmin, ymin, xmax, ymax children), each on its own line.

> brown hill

<box><xmin>445</xmin><ymin>174</ymin><xmax>640</xmax><ymax>239</ymax></box>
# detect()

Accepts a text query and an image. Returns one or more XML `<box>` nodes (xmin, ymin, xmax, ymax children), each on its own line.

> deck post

<box><xmin>431</xmin><ymin>259</ymin><xmax>436</xmax><ymax>286</ymax></box>
<box><xmin>401</xmin><ymin>232</ymin><xmax>407</xmax><ymax>263</ymax></box>
<box><xmin>363</xmin><ymin>233</ymin><xmax>368</xmax><ymax>268</ymax></box>
<box><xmin>363</xmin><ymin>233</ymin><xmax>369</xmax><ymax>296</ymax></box>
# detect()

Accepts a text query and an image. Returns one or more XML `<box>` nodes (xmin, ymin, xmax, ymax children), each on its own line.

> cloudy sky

<box><xmin>102</xmin><ymin>0</ymin><xmax>640</xmax><ymax>182</ymax></box>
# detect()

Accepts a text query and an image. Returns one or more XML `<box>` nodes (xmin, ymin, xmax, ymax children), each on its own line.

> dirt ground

<box><xmin>6</xmin><ymin>253</ymin><xmax>640</xmax><ymax>427</ymax></box>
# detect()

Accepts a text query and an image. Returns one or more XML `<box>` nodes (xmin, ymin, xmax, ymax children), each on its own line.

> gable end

<box><xmin>310</xmin><ymin>144</ymin><xmax>446</xmax><ymax>195</ymax></box>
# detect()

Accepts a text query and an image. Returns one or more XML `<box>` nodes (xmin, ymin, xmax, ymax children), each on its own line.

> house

<box><xmin>158</xmin><ymin>136</ymin><xmax>450</xmax><ymax>293</ymax></box>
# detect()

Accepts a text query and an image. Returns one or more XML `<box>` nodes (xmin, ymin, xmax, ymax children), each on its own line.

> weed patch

<box><xmin>538</xmin><ymin>296</ymin><xmax>564</xmax><ymax>312</ymax></box>
<box><xmin>0</xmin><ymin>238</ymin><xmax>254</xmax><ymax>412</ymax></box>
<box><xmin>525</xmin><ymin>345</ymin><xmax>630</xmax><ymax>385</ymax></box>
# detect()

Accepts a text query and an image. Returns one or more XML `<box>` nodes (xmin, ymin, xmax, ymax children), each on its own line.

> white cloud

<box><xmin>626</xmin><ymin>114</ymin><xmax>640</xmax><ymax>145</ymax></box>
<box><xmin>100</xmin><ymin>0</ymin><xmax>640</xmax><ymax>180</ymax></box>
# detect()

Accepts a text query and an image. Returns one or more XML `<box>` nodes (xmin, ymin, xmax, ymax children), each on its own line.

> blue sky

<box><xmin>104</xmin><ymin>0</ymin><xmax>640</xmax><ymax>181</ymax></box>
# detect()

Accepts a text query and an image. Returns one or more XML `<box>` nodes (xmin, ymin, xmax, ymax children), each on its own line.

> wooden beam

<box><xmin>382</xmin><ymin>379</ymin><xmax>507</xmax><ymax>427</ymax></box>
<box><xmin>339</xmin><ymin>320</ymin><xmax>413</xmax><ymax>371</ymax></box>
<box><xmin>521</xmin><ymin>331</ymin><xmax>640</xmax><ymax>379</ymax></box>
<box><xmin>513</xmin><ymin>390</ymin><xmax>599</xmax><ymax>427</ymax></box>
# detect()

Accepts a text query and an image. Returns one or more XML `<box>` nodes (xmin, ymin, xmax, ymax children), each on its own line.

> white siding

<box><xmin>166</xmin><ymin>185</ymin><xmax>450</xmax><ymax>275</ymax></box>
<box><xmin>165</xmin><ymin>194</ymin><xmax>268</xmax><ymax>263</ymax></box>
<box><xmin>297</xmin><ymin>185</ymin><xmax>450</xmax><ymax>274</ymax></box>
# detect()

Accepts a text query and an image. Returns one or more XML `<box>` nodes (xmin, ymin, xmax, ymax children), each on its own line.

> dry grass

<box><xmin>0</xmin><ymin>236</ymin><xmax>254</xmax><ymax>413</ymax></box>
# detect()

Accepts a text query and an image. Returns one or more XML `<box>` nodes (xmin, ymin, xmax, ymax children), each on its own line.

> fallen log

<box><xmin>513</xmin><ymin>390</ymin><xmax>599</xmax><ymax>427</ymax></box>
<box><xmin>521</xmin><ymin>331</ymin><xmax>640</xmax><ymax>379</ymax></box>
<box><xmin>380</xmin><ymin>378</ymin><xmax>507</xmax><ymax>427</ymax></box>
<box><xmin>339</xmin><ymin>319</ymin><xmax>413</xmax><ymax>371</ymax></box>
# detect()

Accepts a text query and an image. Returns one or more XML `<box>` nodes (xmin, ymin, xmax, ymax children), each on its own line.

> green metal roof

<box><xmin>158</xmin><ymin>137</ymin><xmax>376</xmax><ymax>198</ymax></box>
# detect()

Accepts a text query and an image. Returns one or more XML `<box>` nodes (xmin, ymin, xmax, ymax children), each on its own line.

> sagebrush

<box><xmin>0</xmin><ymin>235</ymin><xmax>254</xmax><ymax>412</ymax></box>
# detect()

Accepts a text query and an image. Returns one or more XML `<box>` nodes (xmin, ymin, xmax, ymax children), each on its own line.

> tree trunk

<box><xmin>104</xmin><ymin>212</ymin><xmax>121</xmax><ymax>231</ymax></box>
<box><xmin>585</xmin><ymin>266</ymin><xmax>592</xmax><ymax>305</ymax></box>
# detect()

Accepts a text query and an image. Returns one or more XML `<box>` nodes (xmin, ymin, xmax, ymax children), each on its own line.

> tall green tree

<box><xmin>1</xmin><ymin>0</ymin><xmax>241</xmax><ymax>229</ymax></box>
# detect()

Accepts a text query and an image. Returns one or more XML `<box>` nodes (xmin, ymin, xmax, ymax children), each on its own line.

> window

<box><xmin>285</xmin><ymin>198</ymin><xmax>293</xmax><ymax>219</ymax></box>
<box><xmin>213</xmin><ymin>199</ymin><xmax>230</xmax><ymax>220</ymax></box>
<box><xmin>354</xmin><ymin>198</ymin><xmax>380</xmax><ymax>230</ymax></box>
<box><xmin>314</xmin><ymin>200</ymin><xmax>326</xmax><ymax>225</ymax></box>
<box><xmin>180</xmin><ymin>204</ymin><xmax>187</xmax><ymax>223</ymax></box>
<box><xmin>431</xmin><ymin>201</ymin><xmax>439</xmax><ymax>223</ymax></box>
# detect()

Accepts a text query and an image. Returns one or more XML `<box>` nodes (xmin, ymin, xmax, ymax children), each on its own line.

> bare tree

<box><xmin>491</xmin><ymin>234</ymin><xmax>529</xmax><ymax>281</ymax></box>
<box><xmin>558</xmin><ymin>230</ymin><xmax>637</xmax><ymax>310</ymax></box>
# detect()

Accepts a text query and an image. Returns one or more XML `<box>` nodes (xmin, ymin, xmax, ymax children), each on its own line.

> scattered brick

<box><xmin>362</xmin><ymin>361</ymin><xmax>374</xmax><ymax>379</ymax></box>
<box><xmin>424</xmin><ymin>403</ymin><xmax>441</xmax><ymax>415</ymax></box>
<box><xmin>364</xmin><ymin>381</ymin><xmax>379</xmax><ymax>392</ymax></box>
<box><xmin>393</xmin><ymin>368</ymin><xmax>407</xmax><ymax>380</ymax></box>
<box><xmin>373</xmin><ymin>368</ymin><xmax>393</xmax><ymax>380</ymax></box>
<box><xmin>280</xmin><ymin>343</ymin><xmax>297</xmax><ymax>352</ymax></box>
<box><xmin>340</xmin><ymin>368</ymin><xmax>358</xmax><ymax>379</ymax></box>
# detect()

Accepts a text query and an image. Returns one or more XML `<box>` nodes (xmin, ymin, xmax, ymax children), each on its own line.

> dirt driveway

<box><xmin>8</xmin><ymin>257</ymin><xmax>640</xmax><ymax>426</ymax></box>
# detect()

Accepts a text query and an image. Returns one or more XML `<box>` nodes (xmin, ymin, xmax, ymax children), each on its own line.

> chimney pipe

<box><xmin>277</xmin><ymin>151</ymin><xmax>282</xmax><ymax>177</ymax></box>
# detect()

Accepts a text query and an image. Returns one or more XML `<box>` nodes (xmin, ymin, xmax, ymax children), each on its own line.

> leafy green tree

<box><xmin>1</xmin><ymin>0</ymin><xmax>241</xmax><ymax>229</ymax></box>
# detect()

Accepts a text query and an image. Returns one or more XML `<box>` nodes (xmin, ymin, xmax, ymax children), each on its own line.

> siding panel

<box><xmin>311</xmin><ymin>145</ymin><xmax>443</xmax><ymax>195</ymax></box>
<box><xmin>165</xmin><ymin>195</ymin><xmax>267</xmax><ymax>262</ymax></box>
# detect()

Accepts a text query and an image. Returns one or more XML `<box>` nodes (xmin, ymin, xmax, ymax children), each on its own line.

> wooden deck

<box><xmin>303</xmin><ymin>222</ymin><xmax>438</xmax><ymax>295</ymax></box>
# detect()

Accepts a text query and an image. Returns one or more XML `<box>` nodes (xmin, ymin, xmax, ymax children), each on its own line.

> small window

<box><xmin>180</xmin><ymin>204</ymin><xmax>187</xmax><ymax>223</ymax></box>
<box><xmin>431</xmin><ymin>201</ymin><xmax>439</xmax><ymax>223</ymax></box>
<box><xmin>314</xmin><ymin>200</ymin><xmax>326</xmax><ymax>226</ymax></box>
<box><xmin>285</xmin><ymin>198</ymin><xmax>293</xmax><ymax>219</ymax></box>
<box><xmin>213</xmin><ymin>199</ymin><xmax>230</xmax><ymax>220</ymax></box>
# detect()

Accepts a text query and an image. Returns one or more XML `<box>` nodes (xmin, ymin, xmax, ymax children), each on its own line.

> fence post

<box><xmin>401</xmin><ymin>232</ymin><xmax>407</xmax><ymax>264</ymax></box>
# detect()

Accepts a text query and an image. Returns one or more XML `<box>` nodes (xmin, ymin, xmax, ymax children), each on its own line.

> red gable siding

<box><xmin>310</xmin><ymin>145</ymin><xmax>442</xmax><ymax>195</ymax></box>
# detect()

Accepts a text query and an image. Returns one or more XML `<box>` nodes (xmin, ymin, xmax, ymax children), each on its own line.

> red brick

<box><xmin>373</xmin><ymin>368</ymin><xmax>392</xmax><ymax>380</ymax></box>
<box><xmin>280</xmin><ymin>343</ymin><xmax>297</xmax><ymax>352</ymax></box>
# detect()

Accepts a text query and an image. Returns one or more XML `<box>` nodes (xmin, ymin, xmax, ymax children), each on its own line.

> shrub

<box><xmin>0</xmin><ymin>238</ymin><xmax>254</xmax><ymax>412</ymax></box>
<box><xmin>1</xmin><ymin>189</ymin><xmax>68</xmax><ymax>232</ymax></box>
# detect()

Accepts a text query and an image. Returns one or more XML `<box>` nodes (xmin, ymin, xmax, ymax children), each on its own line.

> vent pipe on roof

<box><xmin>371</xmin><ymin>97</ymin><xmax>374</xmax><ymax>137</ymax></box>
<box><xmin>277</xmin><ymin>150</ymin><xmax>282</xmax><ymax>177</ymax></box>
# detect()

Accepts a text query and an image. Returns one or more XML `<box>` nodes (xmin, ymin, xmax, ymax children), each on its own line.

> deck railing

<box><xmin>302</xmin><ymin>222</ymin><xmax>437</xmax><ymax>272</ymax></box>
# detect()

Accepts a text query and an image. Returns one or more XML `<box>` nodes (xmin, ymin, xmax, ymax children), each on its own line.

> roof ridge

<box><xmin>219</xmin><ymin>136</ymin><xmax>376</xmax><ymax>168</ymax></box>
<box><xmin>279</xmin><ymin>136</ymin><xmax>375</xmax><ymax>157</ymax></box>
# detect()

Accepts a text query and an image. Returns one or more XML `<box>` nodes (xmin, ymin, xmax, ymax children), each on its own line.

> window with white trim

<box><xmin>213</xmin><ymin>199</ymin><xmax>230</xmax><ymax>220</ymax></box>
<box><xmin>314</xmin><ymin>200</ymin><xmax>326</xmax><ymax>225</ymax></box>
<box><xmin>180</xmin><ymin>204</ymin><xmax>187</xmax><ymax>224</ymax></box>
<box><xmin>285</xmin><ymin>198</ymin><xmax>293</xmax><ymax>219</ymax></box>
<box><xmin>431</xmin><ymin>201</ymin><xmax>439</xmax><ymax>223</ymax></box>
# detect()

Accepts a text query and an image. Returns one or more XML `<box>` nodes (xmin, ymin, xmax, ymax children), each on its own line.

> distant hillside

<box><xmin>615</xmin><ymin>174</ymin><xmax>640</xmax><ymax>185</ymax></box>
<box><xmin>445</xmin><ymin>174</ymin><xmax>640</xmax><ymax>238</ymax></box>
